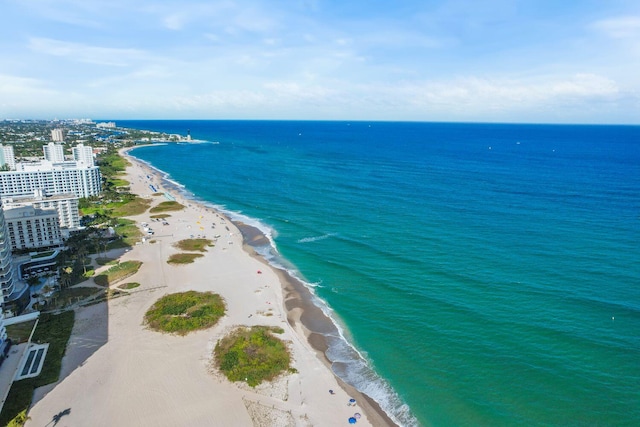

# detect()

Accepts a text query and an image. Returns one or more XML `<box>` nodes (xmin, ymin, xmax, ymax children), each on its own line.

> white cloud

<box><xmin>395</xmin><ymin>74</ymin><xmax>620</xmax><ymax>113</ymax></box>
<box><xmin>0</xmin><ymin>74</ymin><xmax>55</xmax><ymax>95</ymax></box>
<box><xmin>592</xmin><ymin>16</ymin><xmax>640</xmax><ymax>39</ymax></box>
<box><xmin>163</xmin><ymin>13</ymin><xmax>188</xmax><ymax>30</ymax></box>
<box><xmin>28</xmin><ymin>37</ymin><xmax>146</xmax><ymax>67</ymax></box>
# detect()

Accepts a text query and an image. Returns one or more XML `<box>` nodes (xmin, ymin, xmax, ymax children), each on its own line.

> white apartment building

<box><xmin>0</xmin><ymin>145</ymin><xmax>16</xmax><ymax>171</ymax></box>
<box><xmin>96</xmin><ymin>121</ymin><xmax>116</xmax><ymax>128</ymax></box>
<box><xmin>72</xmin><ymin>143</ymin><xmax>94</xmax><ymax>167</ymax></box>
<box><xmin>0</xmin><ymin>202</ymin><xmax>16</xmax><ymax>306</ymax></box>
<box><xmin>4</xmin><ymin>206</ymin><xmax>63</xmax><ymax>251</ymax></box>
<box><xmin>51</xmin><ymin>128</ymin><xmax>65</xmax><ymax>142</ymax></box>
<box><xmin>2</xmin><ymin>191</ymin><xmax>80</xmax><ymax>230</ymax></box>
<box><xmin>0</xmin><ymin>161</ymin><xmax>101</xmax><ymax>198</ymax></box>
<box><xmin>43</xmin><ymin>142</ymin><xmax>65</xmax><ymax>162</ymax></box>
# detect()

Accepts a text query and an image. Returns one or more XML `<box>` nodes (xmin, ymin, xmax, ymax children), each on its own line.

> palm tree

<box><xmin>77</xmin><ymin>246</ymin><xmax>88</xmax><ymax>275</ymax></box>
<box><xmin>59</xmin><ymin>271</ymin><xmax>72</xmax><ymax>290</ymax></box>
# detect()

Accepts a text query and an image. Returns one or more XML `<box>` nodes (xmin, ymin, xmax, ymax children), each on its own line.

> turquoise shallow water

<box><xmin>124</xmin><ymin>121</ymin><xmax>640</xmax><ymax>426</ymax></box>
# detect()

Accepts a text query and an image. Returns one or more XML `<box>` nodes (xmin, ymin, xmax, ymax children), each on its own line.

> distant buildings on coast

<box><xmin>0</xmin><ymin>120</ymin><xmax>107</xmax><ymax>347</ymax></box>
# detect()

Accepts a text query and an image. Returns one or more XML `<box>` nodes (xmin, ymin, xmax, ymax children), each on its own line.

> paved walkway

<box><xmin>0</xmin><ymin>342</ymin><xmax>29</xmax><ymax>413</ymax></box>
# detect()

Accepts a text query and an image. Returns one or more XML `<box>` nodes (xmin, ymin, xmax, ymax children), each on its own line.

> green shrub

<box><xmin>175</xmin><ymin>238</ymin><xmax>213</xmax><ymax>252</ymax></box>
<box><xmin>167</xmin><ymin>253</ymin><xmax>203</xmax><ymax>264</ymax></box>
<box><xmin>214</xmin><ymin>326</ymin><xmax>292</xmax><ymax>387</ymax></box>
<box><xmin>149</xmin><ymin>201</ymin><xmax>184</xmax><ymax>213</ymax></box>
<box><xmin>144</xmin><ymin>291</ymin><xmax>225</xmax><ymax>335</ymax></box>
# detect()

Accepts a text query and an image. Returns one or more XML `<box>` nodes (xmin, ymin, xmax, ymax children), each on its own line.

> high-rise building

<box><xmin>0</xmin><ymin>202</ymin><xmax>16</xmax><ymax>306</ymax></box>
<box><xmin>43</xmin><ymin>142</ymin><xmax>65</xmax><ymax>162</ymax></box>
<box><xmin>72</xmin><ymin>143</ymin><xmax>94</xmax><ymax>167</ymax></box>
<box><xmin>2</xmin><ymin>192</ymin><xmax>80</xmax><ymax>231</ymax></box>
<box><xmin>4</xmin><ymin>206</ymin><xmax>63</xmax><ymax>251</ymax></box>
<box><xmin>0</xmin><ymin>161</ymin><xmax>102</xmax><ymax>198</ymax></box>
<box><xmin>96</xmin><ymin>122</ymin><xmax>116</xmax><ymax>129</ymax></box>
<box><xmin>51</xmin><ymin>128</ymin><xmax>64</xmax><ymax>142</ymax></box>
<box><xmin>0</xmin><ymin>145</ymin><xmax>16</xmax><ymax>171</ymax></box>
<box><xmin>0</xmin><ymin>200</ymin><xmax>29</xmax><ymax>317</ymax></box>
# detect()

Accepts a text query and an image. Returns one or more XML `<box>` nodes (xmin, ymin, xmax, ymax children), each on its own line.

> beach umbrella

<box><xmin>348</xmin><ymin>417</ymin><xmax>357</xmax><ymax>424</ymax></box>
<box><xmin>354</xmin><ymin>413</ymin><xmax>361</xmax><ymax>419</ymax></box>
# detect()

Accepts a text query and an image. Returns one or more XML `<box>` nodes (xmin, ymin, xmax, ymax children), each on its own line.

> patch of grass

<box><xmin>50</xmin><ymin>287</ymin><xmax>105</xmax><ymax>309</ymax></box>
<box><xmin>0</xmin><ymin>312</ymin><xmax>75</xmax><ymax>426</ymax></box>
<box><xmin>94</xmin><ymin>260</ymin><xmax>142</xmax><ymax>287</ymax></box>
<box><xmin>144</xmin><ymin>291</ymin><xmax>225</xmax><ymax>335</ymax></box>
<box><xmin>150</xmin><ymin>214</ymin><xmax>171</xmax><ymax>219</ymax></box>
<box><xmin>151</xmin><ymin>192</ymin><xmax>164</xmax><ymax>197</ymax></box>
<box><xmin>107</xmin><ymin>178</ymin><xmax>130</xmax><ymax>187</ymax></box>
<box><xmin>175</xmin><ymin>238</ymin><xmax>213</xmax><ymax>252</ymax></box>
<box><xmin>106</xmin><ymin>239</ymin><xmax>130</xmax><ymax>250</ymax></box>
<box><xmin>214</xmin><ymin>326</ymin><xmax>293</xmax><ymax>387</ymax></box>
<box><xmin>110</xmin><ymin>196</ymin><xmax>151</xmax><ymax>217</ymax></box>
<box><xmin>118</xmin><ymin>282</ymin><xmax>140</xmax><ymax>290</ymax></box>
<box><xmin>5</xmin><ymin>320</ymin><xmax>37</xmax><ymax>344</ymax></box>
<box><xmin>96</xmin><ymin>257</ymin><xmax>117</xmax><ymax>266</ymax></box>
<box><xmin>112</xmin><ymin>218</ymin><xmax>142</xmax><ymax>246</ymax></box>
<box><xmin>167</xmin><ymin>253</ymin><xmax>204</xmax><ymax>264</ymax></box>
<box><xmin>149</xmin><ymin>201</ymin><xmax>184</xmax><ymax>213</ymax></box>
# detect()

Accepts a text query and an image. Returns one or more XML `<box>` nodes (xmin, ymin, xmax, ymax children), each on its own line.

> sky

<box><xmin>1</xmin><ymin>0</ymin><xmax>639</xmax><ymax>124</ymax></box>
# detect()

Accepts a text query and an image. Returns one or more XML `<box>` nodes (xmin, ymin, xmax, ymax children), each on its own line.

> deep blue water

<box><xmin>121</xmin><ymin>120</ymin><xmax>640</xmax><ymax>427</ymax></box>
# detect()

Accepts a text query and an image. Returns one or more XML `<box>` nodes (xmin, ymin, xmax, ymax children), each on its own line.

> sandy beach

<box><xmin>24</xmin><ymin>147</ymin><xmax>394</xmax><ymax>427</ymax></box>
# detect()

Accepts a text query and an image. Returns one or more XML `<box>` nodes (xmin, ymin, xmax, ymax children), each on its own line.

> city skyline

<box><xmin>1</xmin><ymin>1</ymin><xmax>639</xmax><ymax>124</ymax></box>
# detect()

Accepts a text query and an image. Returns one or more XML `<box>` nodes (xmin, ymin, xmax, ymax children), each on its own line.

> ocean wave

<box><xmin>215</xmin><ymin>220</ymin><xmax>416</xmax><ymax>424</ymax></box>
<box><xmin>297</xmin><ymin>233</ymin><xmax>336</xmax><ymax>244</ymax></box>
<box><xmin>249</xmin><ymin>232</ymin><xmax>417</xmax><ymax>426</ymax></box>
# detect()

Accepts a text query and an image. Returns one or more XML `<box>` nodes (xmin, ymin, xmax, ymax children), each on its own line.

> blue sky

<box><xmin>1</xmin><ymin>0</ymin><xmax>639</xmax><ymax>123</ymax></box>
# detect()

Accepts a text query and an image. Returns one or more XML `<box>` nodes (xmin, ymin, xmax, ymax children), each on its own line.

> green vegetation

<box><xmin>107</xmin><ymin>177</ymin><xmax>130</xmax><ymax>187</ymax></box>
<box><xmin>175</xmin><ymin>238</ymin><xmax>214</xmax><ymax>252</ymax></box>
<box><xmin>5</xmin><ymin>320</ymin><xmax>37</xmax><ymax>344</ymax></box>
<box><xmin>48</xmin><ymin>287</ymin><xmax>105</xmax><ymax>310</ymax></box>
<box><xmin>118</xmin><ymin>282</ymin><xmax>140</xmax><ymax>290</ymax></box>
<box><xmin>96</xmin><ymin>257</ymin><xmax>117</xmax><ymax>266</ymax></box>
<box><xmin>30</xmin><ymin>251</ymin><xmax>55</xmax><ymax>259</ymax></box>
<box><xmin>150</xmin><ymin>201</ymin><xmax>184</xmax><ymax>213</ymax></box>
<box><xmin>144</xmin><ymin>291</ymin><xmax>225</xmax><ymax>335</ymax></box>
<box><xmin>167</xmin><ymin>253</ymin><xmax>204</xmax><ymax>264</ymax></box>
<box><xmin>98</xmin><ymin>150</ymin><xmax>130</xmax><ymax>178</ymax></box>
<box><xmin>214</xmin><ymin>326</ymin><xmax>294</xmax><ymax>387</ymax></box>
<box><xmin>0</xmin><ymin>312</ymin><xmax>75</xmax><ymax>426</ymax></box>
<box><xmin>151</xmin><ymin>192</ymin><xmax>164</xmax><ymax>197</ymax></box>
<box><xmin>109</xmin><ymin>196</ymin><xmax>151</xmax><ymax>217</ymax></box>
<box><xmin>94</xmin><ymin>260</ymin><xmax>142</xmax><ymax>287</ymax></box>
<box><xmin>112</xmin><ymin>218</ymin><xmax>143</xmax><ymax>247</ymax></box>
<box><xmin>6</xmin><ymin>410</ymin><xmax>29</xmax><ymax>426</ymax></box>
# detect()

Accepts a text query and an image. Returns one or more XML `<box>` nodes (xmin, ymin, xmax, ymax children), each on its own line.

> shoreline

<box><xmin>236</xmin><ymin>222</ymin><xmax>400</xmax><ymax>427</ymax></box>
<box><xmin>130</xmin><ymin>145</ymin><xmax>399</xmax><ymax>427</ymax></box>
<box><xmin>24</xmin><ymin>144</ymin><xmax>398</xmax><ymax>426</ymax></box>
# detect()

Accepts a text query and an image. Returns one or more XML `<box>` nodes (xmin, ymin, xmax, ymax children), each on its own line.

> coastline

<box><xmin>236</xmin><ymin>221</ymin><xmax>400</xmax><ymax>427</ymax></box>
<box><xmin>24</xmin><ymin>144</ymin><xmax>397</xmax><ymax>426</ymax></box>
<box><xmin>133</xmin><ymin>146</ymin><xmax>399</xmax><ymax>427</ymax></box>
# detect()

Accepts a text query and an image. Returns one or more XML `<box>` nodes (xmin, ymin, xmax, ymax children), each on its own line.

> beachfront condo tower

<box><xmin>43</xmin><ymin>142</ymin><xmax>65</xmax><ymax>162</ymax></box>
<box><xmin>72</xmin><ymin>143</ymin><xmax>95</xmax><ymax>167</ymax></box>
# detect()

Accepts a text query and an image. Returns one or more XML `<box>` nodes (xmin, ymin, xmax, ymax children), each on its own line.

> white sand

<box><xmin>25</xmin><ymin>149</ymin><xmax>381</xmax><ymax>427</ymax></box>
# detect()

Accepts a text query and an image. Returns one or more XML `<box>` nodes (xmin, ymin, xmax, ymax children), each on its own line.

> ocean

<box><xmin>121</xmin><ymin>120</ymin><xmax>640</xmax><ymax>427</ymax></box>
